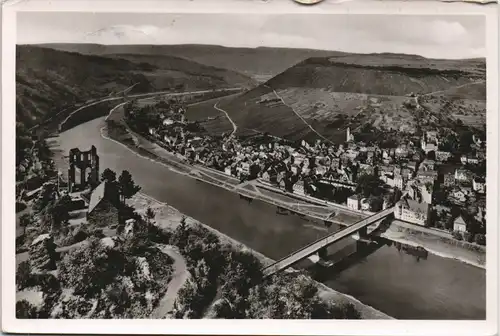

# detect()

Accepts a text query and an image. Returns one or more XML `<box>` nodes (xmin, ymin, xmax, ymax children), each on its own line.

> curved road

<box><xmin>214</xmin><ymin>102</ymin><xmax>238</xmax><ymax>137</ymax></box>
<box><xmin>151</xmin><ymin>244</ymin><xmax>189</xmax><ymax>319</ymax></box>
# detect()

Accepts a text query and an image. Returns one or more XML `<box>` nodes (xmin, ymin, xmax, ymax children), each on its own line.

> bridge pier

<box><xmin>359</xmin><ymin>226</ymin><xmax>368</xmax><ymax>238</ymax></box>
<box><xmin>262</xmin><ymin>207</ymin><xmax>394</xmax><ymax>277</ymax></box>
<box><xmin>318</xmin><ymin>247</ymin><xmax>328</xmax><ymax>259</ymax></box>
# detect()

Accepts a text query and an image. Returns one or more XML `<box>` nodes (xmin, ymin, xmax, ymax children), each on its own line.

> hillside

<box><xmin>39</xmin><ymin>43</ymin><xmax>344</xmax><ymax>82</ymax></box>
<box><xmin>95</xmin><ymin>53</ymin><xmax>256</xmax><ymax>89</ymax></box>
<box><xmin>212</xmin><ymin>53</ymin><xmax>486</xmax><ymax>142</ymax></box>
<box><xmin>16</xmin><ymin>45</ymin><xmax>254</xmax><ymax>128</ymax></box>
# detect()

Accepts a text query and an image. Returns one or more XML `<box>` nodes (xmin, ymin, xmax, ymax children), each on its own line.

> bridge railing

<box><xmin>262</xmin><ymin>207</ymin><xmax>394</xmax><ymax>275</ymax></box>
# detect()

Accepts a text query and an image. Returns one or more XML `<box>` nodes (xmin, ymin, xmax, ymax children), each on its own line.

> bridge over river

<box><xmin>262</xmin><ymin>207</ymin><xmax>395</xmax><ymax>277</ymax></box>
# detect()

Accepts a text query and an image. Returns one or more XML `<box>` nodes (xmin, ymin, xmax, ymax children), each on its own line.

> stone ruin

<box><xmin>67</xmin><ymin>146</ymin><xmax>99</xmax><ymax>193</ymax></box>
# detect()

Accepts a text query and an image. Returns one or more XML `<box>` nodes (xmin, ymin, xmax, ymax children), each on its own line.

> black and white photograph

<box><xmin>2</xmin><ymin>1</ymin><xmax>498</xmax><ymax>334</ymax></box>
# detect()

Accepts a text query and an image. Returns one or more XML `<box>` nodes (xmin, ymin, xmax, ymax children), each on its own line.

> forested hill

<box><xmin>16</xmin><ymin>45</ymin><xmax>255</xmax><ymax>128</ymax></box>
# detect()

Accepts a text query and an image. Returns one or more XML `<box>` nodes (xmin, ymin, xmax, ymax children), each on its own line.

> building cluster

<box><xmin>136</xmin><ymin>101</ymin><xmax>486</xmax><ymax>236</ymax></box>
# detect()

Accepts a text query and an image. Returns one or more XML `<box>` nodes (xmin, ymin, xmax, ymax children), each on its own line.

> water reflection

<box><xmin>392</xmin><ymin>241</ymin><xmax>429</xmax><ymax>262</ymax></box>
<box><xmin>309</xmin><ymin>239</ymin><xmax>388</xmax><ymax>282</ymax></box>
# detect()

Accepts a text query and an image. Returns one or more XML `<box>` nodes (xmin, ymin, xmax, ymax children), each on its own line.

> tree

<box><xmin>330</xmin><ymin>302</ymin><xmax>362</xmax><ymax>319</ymax></box>
<box><xmin>16</xmin><ymin>261</ymin><xmax>32</xmax><ymax>290</ymax></box>
<box><xmin>463</xmin><ymin>232</ymin><xmax>474</xmax><ymax>243</ymax></box>
<box><xmin>356</xmin><ymin>173</ymin><xmax>385</xmax><ymax>198</ymax></box>
<box><xmin>59</xmin><ymin>238</ymin><xmax>127</xmax><ymax>297</ymax></box>
<box><xmin>458</xmin><ymin>130</ymin><xmax>474</xmax><ymax>153</ymax></box>
<box><xmin>19</xmin><ymin>213</ymin><xmax>35</xmax><ymax>236</ymax></box>
<box><xmin>101</xmin><ymin>168</ymin><xmax>117</xmax><ymax>183</ymax></box>
<box><xmin>16</xmin><ymin>122</ymin><xmax>33</xmax><ymax>167</ymax></box>
<box><xmin>452</xmin><ymin>230</ymin><xmax>463</xmax><ymax>241</ymax></box>
<box><xmin>35</xmin><ymin>138</ymin><xmax>52</xmax><ymax>163</ymax></box>
<box><xmin>44</xmin><ymin>195</ymin><xmax>72</xmax><ymax>233</ymax></box>
<box><xmin>368</xmin><ymin>196</ymin><xmax>383</xmax><ymax>212</ymax></box>
<box><xmin>124</xmin><ymin>99</ymin><xmax>138</xmax><ymax>117</ymax></box>
<box><xmin>16</xmin><ymin>300</ymin><xmax>37</xmax><ymax>319</ymax></box>
<box><xmin>145</xmin><ymin>207</ymin><xmax>156</xmax><ymax>226</ymax></box>
<box><xmin>474</xmin><ymin>233</ymin><xmax>486</xmax><ymax>246</ymax></box>
<box><xmin>33</xmin><ymin>182</ymin><xmax>57</xmax><ymax>212</ymax></box>
<box><xmin>118</xmin><ymin>170</ymin><xmax>141</xmax><ymax>203</ymax></box>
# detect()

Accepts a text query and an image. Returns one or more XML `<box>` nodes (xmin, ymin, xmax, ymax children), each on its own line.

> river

<box><xmin>50</xmin><ymin>116</ymin><xmax>486</xmax><ymax>320</ymax></box>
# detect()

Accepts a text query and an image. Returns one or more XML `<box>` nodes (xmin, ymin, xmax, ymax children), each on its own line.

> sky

<box><xmin>17</xmin><ymin>13</ymin><xmax>486</xmax><ymax>59</ymax></box>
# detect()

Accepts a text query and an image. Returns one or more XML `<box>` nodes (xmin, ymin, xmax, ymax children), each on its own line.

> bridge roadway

<box><xmin>262</xmin><ymin>206</ymin><xmax>395</xmax><ymax>277</ymax></box>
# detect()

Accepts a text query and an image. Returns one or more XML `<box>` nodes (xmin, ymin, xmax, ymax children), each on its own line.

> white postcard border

<box><xmin>2</xmin><ymin>1</ymin><xmax>498</xmax><ymax>335</ymax></box>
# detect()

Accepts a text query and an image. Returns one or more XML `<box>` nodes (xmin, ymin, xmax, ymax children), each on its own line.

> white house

<box><xmin>453</xmin><ymin>216</ymin><xmax>467</xmax><ymax>233</ymax></box>
<box><xmin>421</xmin><ymin>136</ymin><xmax>437</xmax><ymax>154</ymax></box>
<box><xmin>360</xmin><ymin>198</ymin><xmax>371</xmax><ymax>211</ymax></box>
<box><xmin>473</xmin><ymin>178</ymin><xmax>486</xmax><ymax>194</ymax></box>
<box><xmin>435</xmin><ymin>151</ymin><xmax>452</xmax><ymax>162</ymax></box>
<box><xmin>452</xmin><ymin>189</ymin><xmax>467</xmax><ymax>203</ymax></box>
<box><xmin>421</xmin><ymin>159</ymin><xmax>436</xmax><ymax>171</ymax></box>
<box><xmin>240</xmin><ymin>162</ymin><xmax>250</xmax><ymax>175</ymax></box>
<box><xmin>394</xmin><ymin>175</ymin><xmax>405</xmax><ymax>190</ymax></box>
<box><xmin>419</xmin><ymin>183</ymin><xmax>433</xmax><ymax>204</ymax></box>
<box><xmin>315</xmin><ymin>165</ymin><xmax>327</xmax><ymax>176</ymax></box>
<box><xmin>426</xmin><ymin>131</ymin><xmax>439</xmax><ymax>143</ymax></box>
<box><xmin>395</xmin><ymin>146</ymin><xmax>409</xmax><ymax>158</ymax></box>
<box><xmin>162</xmin><ymin>118</ymin><xmax>174</xmax><ymax>126</ymax></box>
<box><xmin>293</xmin><ymin>180</ymin><xmax>305</xmax><ymax>195</ymax></box>
<box><xmin>347</xmin><ymin>195</ymin><xmax>361</xmax><ymax>211</ymax></box>
<box><xmin>394</xmin><ymin>198</ymin><xmax>430</xmax><ymax>226</ymax></box>
<box><xmin>454</xmin><ymin>169</ymin><xmax>471</xmax><ymax>182</ymax></box>
<box><xmin>461</xmin><ymin>155</ymin><xmax>479</xmax><ymax>165</ymax></box>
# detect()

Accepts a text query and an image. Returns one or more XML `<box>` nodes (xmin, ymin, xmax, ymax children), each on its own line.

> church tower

<box><xmin>346</xmin><ymin>127</ymin><xmax>354</xmax><ymax>142</ymax></box>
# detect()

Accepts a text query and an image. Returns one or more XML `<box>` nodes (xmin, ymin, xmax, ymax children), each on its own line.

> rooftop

<box><xmin>401</xmin><ymin>198</ymin><xmax>429</xmax><ymax>214</ymax></box>
<box><xmin>88</xmin><ymin>181</ymin><xmax>107</xmax><ymax>214</ymax></box>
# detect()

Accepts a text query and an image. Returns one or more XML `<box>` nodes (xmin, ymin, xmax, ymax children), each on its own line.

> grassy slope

<box><xmin>215</xmin><ymin>54</ymin><xmax>486</xmax><ymax>141</ymax></box>
<box><xmin>16</xmin><ymin>45</ymin><xmax>254</xmax><ymax>128</ymax></box>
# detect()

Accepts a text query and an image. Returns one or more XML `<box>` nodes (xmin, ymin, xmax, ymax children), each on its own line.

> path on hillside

<box><xmin>151</xmin><ymin>245</ymin><xmax>189</xmax><ymax>319</ymax></box>
<box><xmin>415</xmin><ymin>80</ymin><xmax>486</xmax><ymax>113</ymax></box>
<box><xmin>421</xmin><ymin>80</ymin><xmax>486</xmax><ymax>97</ymax></box>
<box><xmin>264</xmin><ymin>85</ymin><xmax>333</xmax><ymax>144</ymax></box>
<box><xmin>214</xmin><ymin>102</ymin><xmax>238</xmax><ymax>137</ymax></box>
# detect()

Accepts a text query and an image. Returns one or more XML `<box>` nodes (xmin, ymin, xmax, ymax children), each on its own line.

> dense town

<box><xmin>125</xmin><ymin>98</ymin><xmax>487</xmax><ymax>245</ymax></box>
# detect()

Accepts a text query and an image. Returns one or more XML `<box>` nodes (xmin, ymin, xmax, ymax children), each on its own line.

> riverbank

<box><xmin>103</xmin><ymin>104</ymin><xmax>355</xmax><ymax>226</ymax></box>
<box><xmin>129</xmin><ymin>192</ymin><xmax>392</xmax><ymax>320</ymax></box>
<box><xmin>381</xmin><ymin>222</ymin><xmax>486</xmax><ymax>269</ymax></box>
<box><xmin>110</xmin><ymin>108</ymin><xmax>486</xmax><ymax>271</ymax></box>
<box><xmin>51</xmin><ymin>115</ymin><xmax>486</xmax><ymax>319</ymax></box>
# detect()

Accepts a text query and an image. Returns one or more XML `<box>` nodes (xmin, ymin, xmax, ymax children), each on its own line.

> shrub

<box><xmin>330</xmin><ymin>302</ymin><xmax>362</xmax><ymax>319</ymax></box>
<box><xmin>463</xmin><ymin>231</ymin><xmax>474</xmax><ymax>243</ymax></box>
<box><xmin>16</xmin><ymin>300</ymin><xmax>37</xmax><ymax>319</ymax></box>
<box><xmin>451</xmin><ymin>230</ymin><xmax>463</xmax><ymax>241</ymax></box>
<box><xmin>58</xmin><ymin>238</ymin><xmax>128</xmax><ymax>297</ymax></box>
<box><xmin>31</xmin><ymin>273</ymin><xmax>60</xmax><ymax>294</ymax></box>
<box><xmin>474</xmin><ymin>233</ymin><xmax>486</xmax><ymax>246</ymax></box>
<box><xmin>16</xmin><ymin>261</ymin><xmax>33</xmax><ymax>290</ymax></box>
<box><xmin>72</xmin><ymin>226</ymin><xmax>89</xmax><ymax>243</ymax></box>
